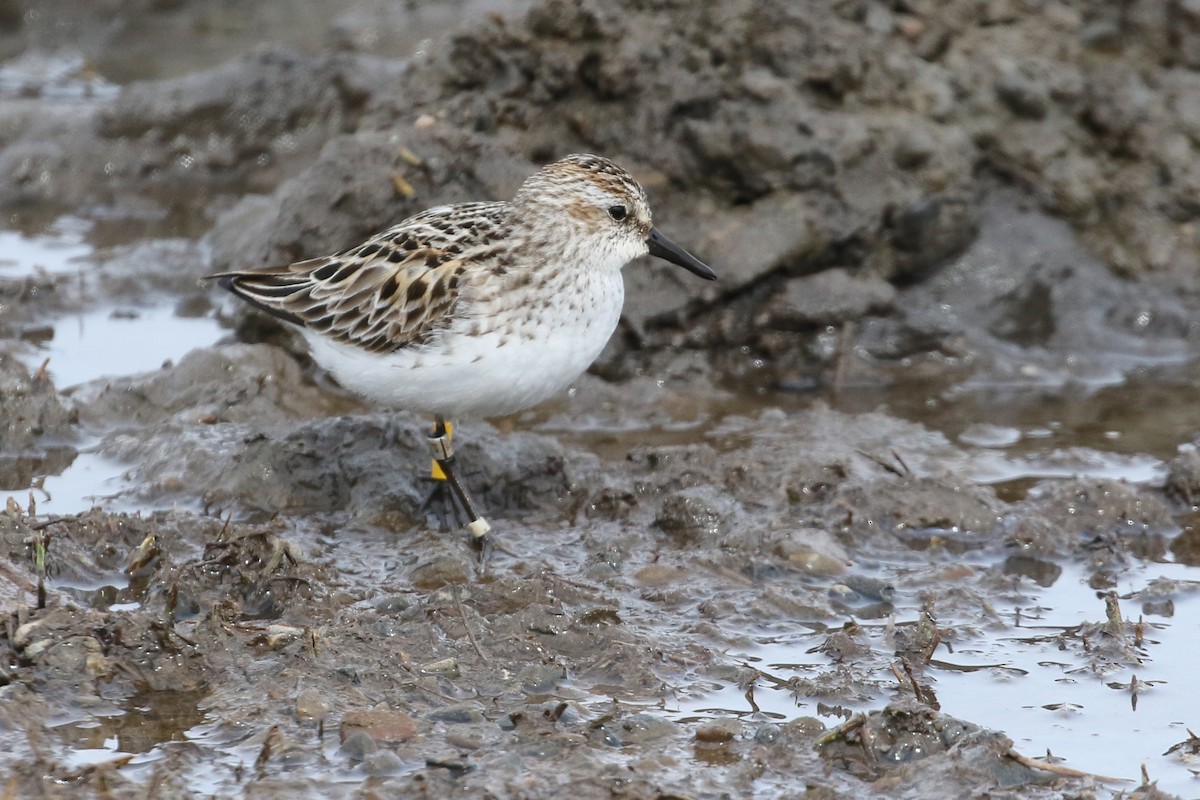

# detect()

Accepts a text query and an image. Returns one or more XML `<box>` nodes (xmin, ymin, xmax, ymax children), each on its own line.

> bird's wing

<box><xmin>211</xmin><ymin>202</ymin><xmax>504</xmax><ymax>354</ymax></box>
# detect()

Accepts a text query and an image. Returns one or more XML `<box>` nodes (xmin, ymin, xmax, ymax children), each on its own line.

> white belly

<box><xmin>302</xmin><ymin>272</ymin><xmax>624</xmax><ymax>419</ymax></box>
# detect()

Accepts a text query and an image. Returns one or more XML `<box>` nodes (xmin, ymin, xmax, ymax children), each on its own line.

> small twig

<box><xmin>217</xmin><ymin>511</ymin><xmax>233</xmax><ymax>542</ymax></box>
<box><xmin>28</xmin><ymin>516</ymin><xmax>74</xmax><ymax>530</ymax></box>
<box><xmin>31</xmin><ymin>357</ymin><xmax>51</xmax><ymax>384</ymax></box>
<box><xmin>1005</xmin><ymin>749</ymin><xmax>1128</xmax><ymax>783</ymax></box>
<box><xmin>455</xmin><ymin>588</ymin><xmax>489</xmax><ymax>664</ymax></box>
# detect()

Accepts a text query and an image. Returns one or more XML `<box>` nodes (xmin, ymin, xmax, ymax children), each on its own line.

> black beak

<box><xmin>647</xmin><ymin>227</ymin><xmax>717</xmax><ymax>281</ymax></box>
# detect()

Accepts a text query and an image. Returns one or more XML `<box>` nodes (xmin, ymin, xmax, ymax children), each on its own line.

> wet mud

<box><xmin>2</xmin><ymin>1</ymin><xmax>1200</xmax><ymax>798</ymax></box>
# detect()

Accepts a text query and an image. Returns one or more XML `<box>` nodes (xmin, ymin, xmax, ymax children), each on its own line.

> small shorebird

<box><xmin>212</xmin><ymin>153</ymin><xmax>716</xmax><ymax>538</ymax></box>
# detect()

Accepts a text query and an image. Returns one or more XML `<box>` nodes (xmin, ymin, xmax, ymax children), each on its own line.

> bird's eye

<box><xmin>607</xmin><ymin>205</ymin><xmax>627</xmax><ymax>222</ymax></box>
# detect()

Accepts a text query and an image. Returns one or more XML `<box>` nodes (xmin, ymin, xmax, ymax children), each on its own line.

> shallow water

<box><xmin>673</xmin><ymin>556</ymin><xmax>1200</xmax><ymax>795</ymax></box>
<box><xmin>933</xmin><ymin>559</ymin><xmax>1200</xmax><ymax>793</ymax></box>
<box><xmin>0</xmin><ymin>215</ymin><xmax>93</xmax><ymax>275</ymax></box>
<box><xmin>3</xmin><ymin>218</ymin><xmax>224</xmax><ymax>513</ymax></box>
<box><xmin>41</xmin><ymin>305</ymin><xmax>223</xmax><ymax>389</ymax></box>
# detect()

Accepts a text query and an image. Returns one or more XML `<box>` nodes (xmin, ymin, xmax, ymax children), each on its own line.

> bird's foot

<box><xmin>418</xmin><ymin>478</ymin><xmax>468</xmax><ymax>531</ymax></box>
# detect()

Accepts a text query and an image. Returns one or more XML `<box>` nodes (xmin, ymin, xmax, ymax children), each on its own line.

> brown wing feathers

<box><xmin>215</xmin><ymin>254</ymin><xmax>466</xmax><ymax>354</ymax></box>
<box><xmin>211</xmin><ymin>203</ymin><xmax>505</xmax><ymax>354</ymax></box>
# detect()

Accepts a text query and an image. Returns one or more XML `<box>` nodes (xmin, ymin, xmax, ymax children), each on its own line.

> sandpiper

<box><xmin>212</xmin><ymin>153</ymin><xmax>716</xmax><ymax>538</ymax></box>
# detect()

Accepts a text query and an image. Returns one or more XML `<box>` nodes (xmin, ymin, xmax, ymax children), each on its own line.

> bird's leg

<box><xmin>426</xmin><ymin>416</ymin><xmax>491</xmax><ymax>539</ymax></box>
<box><xmin>416</xmin><ymin>422</ymin><xmax>461</xmax><ymax>529</ymax></box>
<box><xmin>419</xmin><ymin>419</ymin><xmax>463</xmax><ymax>527</ymax></box>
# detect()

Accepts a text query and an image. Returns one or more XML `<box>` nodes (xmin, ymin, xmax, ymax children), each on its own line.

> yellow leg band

<box><xmin>430</xmin><ymin>421</ymin><xmax>453</xmax><ymax>480</ymax></box>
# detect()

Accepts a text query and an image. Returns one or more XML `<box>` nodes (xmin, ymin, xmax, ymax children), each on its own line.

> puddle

<box><xmin>672</xmin><ymin>556</ymin><xmax>1200</xmax><ymax>796</ymax></box>
<box><xmin>963</xmin><ymin>449</ymin><xmax>1166</xmax><ymax>487</ymax></box>
<box><xmin>36</xmin><ymin>305</ymin><xmax>223</xmax><ymax>389</ymax></box>
<box><xmin>3</xmin><ymin>217</ymin><xmax>224</xmax><ymax>513</ymax></box>
<box><xmin>25</xmin><ymin>448</ymin><xmax>138</xmax><ymax>516</ymax></box>
<box><xmin>935</xmin><ymin>559</ymin><xmax>1200</xmax><ymax>795</ymax></box>
<box><xmin>53</xmin><ymin>688</ymin><xmax>210</xmax><ymax>767</ymax></box>
<box><xmin>1</xmin><ymin>218</ymin><xmax>223</xmax><ymax>389</ymax></box>
<box><xmin>0</xmin><ymin>216</ymin><xmax>94</xmax><ymax>276</ymax></box>
<box><xmin>829</xmin><ymin>363</ymin><xmax>1200</xmax><ymax>464</ymax></box>
<box><xmin>0</xmin><ymin>52</ymin><xmax>120</xmax><ymax>102</ymax></box>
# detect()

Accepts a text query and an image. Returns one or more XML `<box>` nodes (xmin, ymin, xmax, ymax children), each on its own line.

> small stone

<box><xmin>85</xmin><ymin>653</ymin><xmax>112</xmax><ymax>678</ymax></box>
<box><xmin>375</xmin><ymin>595</ymin><xmax>412</xmax><ymax>613</ymax></box>
<box><xmin>617</xmin><ymin>713</ymin><xmax>676</xmax><ymax>744</ymax></box>
<box><xmin>656</xmin><ymin>493</ymin><xmax>722</xmax><ymax>542</ymax></box>
<box><xmin>420</xmin><ymin>657</ymin><xmax>459</xmax><ymax>677</ymax></box>
<box><xmin>266</xmin><ymin>624</ymin><xmax>304</xmax><ymax>650</ymax></box>
<box><xmin>1078</xmin><ymin>19</ymin><xmax>1122</xmax><ymax>50</ymax></box>
<box><xmin>995</xmin><ymin>71</ymin><xmax>1049</xmax><ymax>120</ymax></box>
<box><xmin>893</xmin><ymin>130</ymin><xmax>936</xmax><ymax>170</ymax></box>
<box><xmin>337</xmin><ymin>730</ymin><xmax>378</xmax><ymax>760</ymax></box>
<box><xmin>13</xmin><ymin>615</ymin><xmax>52</xmax><ymax>650</ymax></box>
<box><xmin>410</xmin><ymin>555</ymin><xmax>471</xmax><ymax>589</ymax></box>
<box><xmin>22</xmin><ymin>639</ymin><xmax>52</xmax><ymax>659</ymax></box>
<box><xmin>363</xmin><ymin>749</ymin><xmax>406</xmax><ymax>776</ymax></box>
<box><xmin>633</xmin><ymin>564</ymin><xmax>685</xmax><ymax>587</ymax></box>
<box><xmin>695</xmin><ymin>718</ymin><xmax>741</xmax><ymax>743</ymax></box>
<box><xmin>777</xmin><ymin>537</ymin><xmax>847</xmax><ymax>577</ymax></box>
<box><xmin>756</xmin><ymin>268</ymin><xmax>896</xmax><ymax>330</ymax></box>
<box><xmin>295</xmin><ymin>688</ymin><xmax>330</xmax><ymax>722</ymax></box>
<box><xmin>425</xmin><ymin>752</ymin><xmax>472</xmax><ymax>773</ymax></box>
<box><xmin>575</xmin><ymin>608</ymin><xmax>622</xmax><ymax>626</ymax></box>
<box><xmin>1142</xmin><ymin>599</ymin><xmax>1174</xmax><ymax>618</ymax></box>
<box><xmin>895</xmin><ymin>15</ymin><xmax>924</xmax><ymax>40</ymax></box>
<box><xmin>785</xmin><ymin>717</ymin><xmax>828</xmax><ymax>738</ymax></box>
<box><xmin>841</xmin><ymin>574</ymin><xmax>896</xmax><ymax>603</ymax></box>
<box><xmin>754</xmin><ymin>723</ymin><xmax>782</xmax><ymax>744</ymax></box>
<box><xmin>340</xmin><ymin>708</ymin><xmax>417</xmax><ymax>744</ymax></box>
<box><xmin>445</xmin><ymin>730</ymin><xmax>485</xmax><ymax>749</ymax></box>
<box><xmin>428</xmin><ymin>702</ymin><xmax>484</xmax><ymax>724</ymax></box>
<box><xmin>518</xmin><ymin>663</ymin><xmax>566</xmax><ymax>694</ymax></box>
<box><xmin>699</xmin><ymin>192</ymin><xmax>824</xmax><ymax>292</ymax></box>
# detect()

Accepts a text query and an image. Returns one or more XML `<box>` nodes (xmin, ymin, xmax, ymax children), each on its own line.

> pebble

<box><xmin>410</xmin><ymin>555</ymin><xmax>471</xmax><ymax>589</ymax></box>
<box><xmin>428</xmin><ymin>702</ymin><xmax>485</xmax><ymax>724</ymax></box>
<box><xmin>633</xmin><ymin>564</ymin><xmax>686</xmax><ymax>587</ymax></box>
<box><xmin>294</xmin><ymin>688</ymin><xmax>329</xmax><ymax>723</ymax></box>
<box><xmin>445</xmin><ymin>730</ymin><xmax>485</xmax><ymax>750</ymax></box>
<box><xmin>656</xmin><ymin>494</ymin><xmax>722</xmax><ymax>541</ymax></box>
<box><xmin>337</xmin><ymin>730</ymin><xmax>378</xmax><ymax>760</ymax></box>
<box><xmin>617</xmin><ymin>713</ymin><xmax>676</xmax><ymax>744</ymax></box>
<box><xmin>266</xmin><ymin>624</ymin><xmax>304</xmax><ymax>650</ymax></box>
<box><xmin>362</xmin><ymin>749</ymin><xmax>406</xmax><ymax>776</ymax></box>
<box><xmin>694</xmin><ymin>718</ymin><xmax>740</xmax><ymax>744</ymax></box>
<box><xmin>340</xmin><ymin>708</ymin><xmax>417</xmax><ymax>744</ymax></box>
<box><xmin>518</xmin><ymin>663</ymin><xmax>566</xmax><ymax>693</ymax></box>
<box><xmin>374</xmin><ymin>595</ymin><xmax>412</xmax><ymax>613</ymax></box>
<box><xmin>754</xmin><ymin>723</ymin><xmax>782</xmax><ymax>744</ymax></box>
<box><xmin>420</xmin><ymin>657</ymin><xmax>460</xmax><ymax>677</ymax></box>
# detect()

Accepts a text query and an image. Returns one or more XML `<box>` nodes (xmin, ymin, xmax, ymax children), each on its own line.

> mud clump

<box><xmin>0</xmin><ymin>355</ymin><xmax>73</xmax><ymax>452</ymax></box>
<box><xmin>0</xmin><ymin>356</ymin><xmax>76</xmax><ymax>497</ymax></box>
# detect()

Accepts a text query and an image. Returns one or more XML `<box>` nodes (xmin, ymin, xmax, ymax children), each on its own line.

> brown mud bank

<box><xmin>1</xmin><ymin>1</ymin><xmax>1200</xmax><ymax>798</ymax></box>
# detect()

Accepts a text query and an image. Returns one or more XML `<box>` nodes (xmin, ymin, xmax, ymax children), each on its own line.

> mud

<box><xmin>2</xmin><ymin>0</ymin><xmax>1200</xmax><ymax>798</ymax></box>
